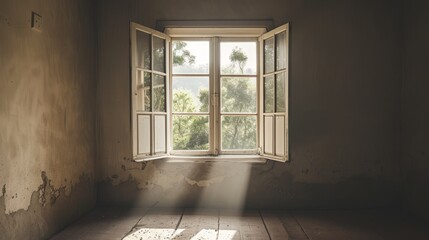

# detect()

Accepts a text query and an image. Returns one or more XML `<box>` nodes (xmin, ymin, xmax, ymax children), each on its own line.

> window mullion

<box><xmin>211</xmin><ymin>37</ymin><xmax>220</xmax><ymax>155</ymax></box>
<box><xmin>150</xmin><ymin>35</ymin><xmax>155</xmax><ymax>155</ymax></box>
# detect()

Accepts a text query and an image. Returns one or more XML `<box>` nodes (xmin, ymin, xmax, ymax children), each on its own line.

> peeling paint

<box><xmin>133</xmin><ymin>162</ymin><xmax>183</xmax><ymax>190</ymax></box>
<box><xmin>0</xmin><ymin>174</ymin><xmax>95</xmax><ymax>240</ymax></box>
<box><xmin>0</xmin><ymin>0</ymin><xmax>96</xmax><ymax>215</ymax></box>
<box><xmin>38</xmin><ymin>172</ymin><xmax>67</xmax><ymax>207</ymax></box>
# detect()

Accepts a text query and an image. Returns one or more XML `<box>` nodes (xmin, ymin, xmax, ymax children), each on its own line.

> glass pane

<box><xmin>154</xmin><ymin>115</ymin><xmax>166</xmax><ymax>153</ymax></box>
<box><xmin>220</xmin><ymin>42</ymin><xmax>257</xmax><ymax>75</ymax></box>
<box><xmin>172</xmin><ymin>77</ymin><xmax>209</xmax><ymax>113</ymax></box>
<box><xmin>276</xmin><ymin>31</ymin><xmax>287</xmax><ymax>70</ymax></box>
<box><xmin>136</xmin><ymin>70</ymin><xmax>151</xmax><ymax>112</ymax></box>
<box><xmin>275</xmin><ymin>116</ymin><xmax>285</xmax><ymax>156</ymax></box>
<box><xmin>264</xmin><ymin>116</ymin><xmax>273</xmax><ymax>154</ymax></box>
<box><xmin>137</xmin><ymin>115</ymin><xmax>151</xmax><ymax>154</ymax></box>
<box><xmin>153</xmin><ymin>36</ymin><xmax>165</xmax><ymax>73</ymax></box>
<box><xmin>221</xmin><ymin>77</ymin><xmax>256</xmax><ymax>113</ymax></box>
<box><xmin>275</xmin><ymin>72</ymin><xmax>286</xmax><ymax>112</ymax></box>
<box><xmin>221</xmin><ymin>116</ymin><xmax>257</xmax><ymax>150</ymax></box>
<box><xmin>153</xmin><ymin>74</ymin><xmax>165</xmax><ymax>112</ymax></box>
<box><xmin>172</xmin><ymin>41</ymin><xmax>209</xmax><ymax>74</ymax></box>
<box><xmin>264</xmin><ymin>37</ymin><xmax>275</xmax><ymax>74</ymax></box>
<box><xmin>136</xmin><ymin>30</ymin><xmax>151</xmax><ymax>69</ymax></box>
<box><xmin>264</xmin><ymin>75</ymin><xmax>274</xmax><ymax>113</ymax></box>
<box><xmin>173</xmin><ymin>115</ymin><xmax>209</xmax><ymax>150</ymax></box>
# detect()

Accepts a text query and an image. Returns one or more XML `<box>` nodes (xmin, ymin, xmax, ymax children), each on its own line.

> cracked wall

<box><xmin>0</xmin><ymin>0</ymin><xmax>97</xmax><ymax>239</ymax></box>
<box><xmin>97</xmin><ymin>0</ymin><xmax>403</xmax><ymax>209</ymax></box>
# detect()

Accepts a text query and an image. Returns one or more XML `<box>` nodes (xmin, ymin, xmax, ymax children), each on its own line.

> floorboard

<box><xmin>123</xmin><ymin>208</ymin><xmax>184</xmax><ymax>240</ymax></box>
<box><xmin>172</xmin><ymin>209</ymin><xmax>219</xmax><ymax>240</ymax></box>
<box><xmin>260</xmin><ymin>211</ymin><xmax>289</xmax><ymax>240</ymax></box>
<box><xmin>49</xmin><ymin>208</ymin><xmax>429</xmax><ymax>240</ymax></box>
<box><xmin>218</xmin><ymin>210</ymin><xmax>270</xmax><ymax>240</ymax></box>
<box><xmin>50</xmin><ymin>207</ymin><xmax>147</xmax><ymax>240</ymax></box>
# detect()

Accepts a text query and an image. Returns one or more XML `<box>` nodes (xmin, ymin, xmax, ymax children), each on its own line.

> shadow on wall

<box><xmin>98</xmin><ymin>160</ymin><xmax>253</xmax><ymax>211</ymax></box>
<box><xmin>97</xmin><ymin>158</ymin><xmax>400</xmax><ymax>210</ymax></box>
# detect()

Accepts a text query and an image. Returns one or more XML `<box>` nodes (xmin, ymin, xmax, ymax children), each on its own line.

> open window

<box><xmin>130</xmin><ymin>23</ymin><xmax>170</xmax><ymax>160</ymax></box>
<box><xmin>259</xmin><ymin>24</ymin><xmax>289</xmax><ymax>162</ymax></box>
<box><xmin>130</xmin><ymin>22</ymin><xmax>289</xmax><ymax>162</ymax></box>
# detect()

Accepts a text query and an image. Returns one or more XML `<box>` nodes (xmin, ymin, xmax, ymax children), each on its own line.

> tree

<box><xmin>221</xmin><ymin>48</ymin><xmax>256</xmax><ymax>149</ymax></box>
<box><xmin>172</xmin><ymin>90</ymin><xmax>195</xmax><ymax>150</ymax></box>
<box><xmin>229</xmin><ymin>47</ymin><xmax>248</xmax><ymax>73</ymax></box>
<box><xmin>172</xmin><ymin>42</ymin><xmax>256</xmax><ymax>151</ymax></box>
<box><xmin>171</xmin><ymin>42</ymin><xmax>208</xmax><ymax>150</ymax></box>
<box><xmin>172</xmin><ymin>89</ymin><xmax>209</xmax><ymax>150</ymax></box>
<box><xmin>172</xmin><ymin>41</ymin><xmax>195</xmax><ymax>66</ymax></box>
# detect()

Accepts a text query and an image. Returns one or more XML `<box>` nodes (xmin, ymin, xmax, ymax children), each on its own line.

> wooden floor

<box><xmin>50</xmin><ymin>207</ymin><xmax>429</xmax><ymax>240</ymax></box>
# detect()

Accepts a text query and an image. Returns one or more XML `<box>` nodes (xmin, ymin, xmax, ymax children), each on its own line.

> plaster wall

<box><xmin>97</xmin><ymin>0</ymin><xmax>403</xmax><ymax>209</ymax></box>
<box><xmin>0</xmin><ymin>0</ymin><xmax>97</xmax><ymax>239</ymax></box>
<box><xmin>402</xmin><ymin>0</ymin><xmax>429</xmax><ymax>221</ymax></box>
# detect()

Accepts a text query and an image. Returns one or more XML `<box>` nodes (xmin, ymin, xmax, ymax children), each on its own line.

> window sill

<box><xmin>134</xmin><ymin>155</ymin><xmax>267</xmax><ymax>164</ymax></box>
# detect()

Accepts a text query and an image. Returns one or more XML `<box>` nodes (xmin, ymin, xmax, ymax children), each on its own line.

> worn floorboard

<box><xmin>218</xmin><ymin>210</ymin><xmax>271</xmax><ymax>240</ymax></box>
<box><xmin>172</xmin><ymin>209</ymin><xmax>219</xmax><ymax>240</ymax></box>
<box><xmin>123</xmin><ymin>208</ymin><xmax>183</xmax><ymax>240</ymax></box>
<box><xmin>260</xmin><ymin>211</ymin><xmax>289</xmax><ymax>240</ymax></box>
<box><xmin>278</xmin><ymin>212</ymin><xmax>309</xmax><ymax>240</ymax></box>
<box><xmin>50</xmin><ymin>208</ymin><xmax>429</xmax><ymax>240</ymax></box>
<box><xmin>50</xmin><ymin>207</ymin><xmax>148</xmax><ymax>240</ymax></box>
<box><xmin>293</xmin><ymin>209</ymin><xmax>429</xmax><ymax>240</ymax></box>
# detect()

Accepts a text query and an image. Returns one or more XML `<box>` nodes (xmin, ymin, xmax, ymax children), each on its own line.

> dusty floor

<box><xmin>50</xmin><ymin>207</ymin><xmax>429</xmax><ymax>240</ymax></box>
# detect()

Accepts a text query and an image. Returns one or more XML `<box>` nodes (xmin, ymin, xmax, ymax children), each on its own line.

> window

<box><xmin>130</xmin><ymin>23</ymin><xmax>289</xmax><ymax>162</ymax></box>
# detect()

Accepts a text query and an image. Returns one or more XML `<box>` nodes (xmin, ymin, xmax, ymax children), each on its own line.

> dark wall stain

<box><xmin>38</xmin><ymin>171</ymin><xmax>68</xmax><ymax>207</ymax></box>
<box><xmin>97</xmin><ymin>173</ymin><xmax>400</xmax><ymax>210</ymax></box>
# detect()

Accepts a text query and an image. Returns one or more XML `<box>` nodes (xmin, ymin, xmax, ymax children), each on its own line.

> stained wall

<box><xmin>0</xmin><ymin>0</ymin><xmax>97</xmax><ymax>239</ymax></box>
<box><xmin>96</xmin><ymin>0</ymin><xmax>403</xmax><ymax>210</ymax></box>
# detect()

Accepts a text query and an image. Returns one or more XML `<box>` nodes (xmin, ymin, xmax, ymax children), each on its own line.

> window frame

<box><xmin>131</xmin><ymin>23</ymin><xmax>289</xmax><ymax>162</ymax></box>
<box><xmin>169</xmin><ymin>36</ymin><xmax>260</xmax><ymax>156</ymax></box>
<box><xmin>259</xmin><ymin>24</ymin><xmax>289</xmax><ymax>162</ymax></box>
<box><xmin>130</xmin><ymin>23</ymin><xmax>171</xmax><ymax>160</ymax></box>
<box><xmin>169</xmin><ymin>37</ymin><xmax>213</xmax><ymax>156</ymax></box>
<box><xmin>217</xmin><ymin>37</ymin><xmax>260</xmax><ymax>155</ymax></box>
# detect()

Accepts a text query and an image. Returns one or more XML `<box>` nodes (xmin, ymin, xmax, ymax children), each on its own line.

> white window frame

<box><xmin>169</xmin><ymin>37</ymin><xmax>213</xmax><ymax>156</ymax></box>
<box><xmin>217</xmin><ymin>37</ymin><xmax>260</xmax><ymax>155</ymax></box>
<box><xmin>130</xmin><ymin>23</ymin><xmax>171</xmax><ymax>161</ymax></box>
<box><xmin>259</xmin><ymin>24</ymin><xmax>289</xmax><ymax>162</ymax></box>
<box><xmin>170</xmin><ymin>36</ymin><xmax>260</xmax><ymax>156</ymax></box>
<box><xmin>130</xmin><ymin>23</ymin><xmax>289</xmax><ymax>162</ymax></box>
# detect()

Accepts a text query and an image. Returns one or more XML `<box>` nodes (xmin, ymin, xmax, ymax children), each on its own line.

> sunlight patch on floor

<box><xmin>123</xmin><ymin>228</ymin><xmax>239</xmax><ymax>240</ymax></box>
<box><xmin>123</xmin><ymin>228</ymin><xmax>185</xmax><ymax>240</ymax></box>
<box><xmin>217</xmin><ymin>230</ymin><xmax>238</xmax><ymax>240</ymax></box>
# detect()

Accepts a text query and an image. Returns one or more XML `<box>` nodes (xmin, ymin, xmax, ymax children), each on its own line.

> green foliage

<box><xmin>198</xmin><ymin>88</ymin><xmax>209</xmax><ymax>112</ymax></box>
<box><xmin>221</xmin><ymin>78</ymin><xmax>256</xmax><ymax>113</ymax></box>
<box><xmin>221</xmin><ymin>116</ymin><xmax>256</xmax><ymax>150</ymax></box>
<box><xmin>172</xmin><ymin>90</ymin><xmax>208</xmax><ymax>150</ymax></box>
<box><xmin>172</xmin><ymin>44</ymin><xmax>256</xmax><ymax>151</ymax></box>
<box><xmin>172</xmin><ymin>90</ymin><xmax>195</xmax><ymax>112</ymax></box>
<box><xmin>173</xmin><ymin>41</ymin><xmax>196</xmax><ymax>66</ymax></box>
<box><xmin>264</xmin><ymin>76</ymin><xmax>274</xmax><ymax>113</ymax></box>
<box><xmin>230</xmin><ymin>47</ymin><xmax>248</xmax><ymax>73</ymax></box>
